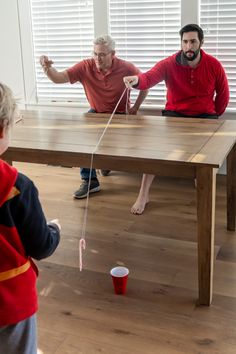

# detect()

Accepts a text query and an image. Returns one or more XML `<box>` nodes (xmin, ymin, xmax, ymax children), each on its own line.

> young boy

<box><xmin>0</xmin><ymin>82</ymin><xmax>61</xmax><ymax>353</ymax></box>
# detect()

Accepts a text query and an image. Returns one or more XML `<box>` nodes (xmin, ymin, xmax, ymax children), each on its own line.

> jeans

<box><xmin>87</xmin><ymin>108</ymin><xmax>97</xmax><ymax>113</ymax></box>
<box><xmin>81</xmin><ymin>167</ymin><xmax>97</xmax><ymax>180</ymax></box>
<box><xmin>0</xmin><ymin>314</ymin><xmax>37</xmax><ymax>354</ymax></box>
<box><xmin>162</xmin><ymin>110</ymin><xmax>219</xmax><ymax>119</ymax></box>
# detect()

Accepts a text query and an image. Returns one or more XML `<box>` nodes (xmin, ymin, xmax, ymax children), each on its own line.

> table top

<box><xmin>5</xmin><ymin>110</ymin><xmax>236</xmax><ymax>173</ymax></box>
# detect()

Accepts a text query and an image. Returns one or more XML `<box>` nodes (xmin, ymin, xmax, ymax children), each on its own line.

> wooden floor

<box><xmin>15</xmin><ymin>162</ymin><xmax>236</xmax><ymax>354</ymax></box>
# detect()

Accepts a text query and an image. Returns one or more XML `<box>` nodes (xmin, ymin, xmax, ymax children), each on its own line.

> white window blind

<box><xmin>109</xmin><ymin>0</ymin><xmax>181</xmax><ymax>106</ymax></box>
<box><xmin>30</xmin><ymin>0</ymin><xmax>94</xmax><ymax>103</ymax></box>
<box><xmin>200</xmin><ymin>0</ymin><xmax>236</xmax><ymax>110</ymax></box>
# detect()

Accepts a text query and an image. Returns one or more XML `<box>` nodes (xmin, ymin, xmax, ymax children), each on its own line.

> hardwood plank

<box><xmin>12</xmin><ymin>163</ymin><xmax>236</xmax><ymax>354</ymax></box>
<box><xmin>191</xmin><ymin>120</ymin><xmax>236</xmax><ymax>167</ymax></box>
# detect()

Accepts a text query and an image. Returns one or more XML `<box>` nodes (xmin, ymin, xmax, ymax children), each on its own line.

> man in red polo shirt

<box><xmin>123</xmin><ymin>23</ymin><xmax>229</xmax><ymax>215</ymax></box>
<box><xmin>40</xmin><ymin>35</ymin><xmax>148</xmax><ymax>199</ymax></box>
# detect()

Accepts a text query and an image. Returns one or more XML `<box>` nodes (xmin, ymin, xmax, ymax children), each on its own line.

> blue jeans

<box><xmin>0</xmin><ymin>314</ymin><xmax>37</xmax><ymax>354</ymax></box>
<box><xmin>87</xmin><ymin>108</ymin><xmax>97</xmax><ymax>113</ymax></box>
<box><xmin>81</xmin><ymin>167</ymin><xmax>97</xmax><ymax>180</ymax></box>
<box><xmin>162</xmin><ymin>110</ymin><xmax>218</xmax><ymax>119</ymax></box>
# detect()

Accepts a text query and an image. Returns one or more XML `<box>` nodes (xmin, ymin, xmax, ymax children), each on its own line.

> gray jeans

<box><xmin>0</xmin><ymin>314</ymin><xmax>37</xmax><ymax>354</ymax></box>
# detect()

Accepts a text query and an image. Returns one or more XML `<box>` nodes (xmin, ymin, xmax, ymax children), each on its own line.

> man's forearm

<box><xmin>132</xmin><ymin>89</ymin><xmax>149</xmax><ymax>110</ymax></box>
<box><xmin>43</xmin><ymin>67</ymin><xmax>69</xmax><ymax>84</ymax></box>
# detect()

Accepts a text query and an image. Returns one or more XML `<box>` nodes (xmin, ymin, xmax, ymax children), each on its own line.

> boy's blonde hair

<box><xmin>0</xmin><ymin>82</ymin><xmax>17</xmax><ymax>129</ymax></box>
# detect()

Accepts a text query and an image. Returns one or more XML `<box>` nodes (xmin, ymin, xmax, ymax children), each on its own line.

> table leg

<box><xmin>227</xmin><ymin>143</ymin><xmax>236</xmax><ymax>231</ymax></box>
<box><xmin>196</xmin><ymin>166</ymin><xmax>216</xmax><ymax>306</ymax></box>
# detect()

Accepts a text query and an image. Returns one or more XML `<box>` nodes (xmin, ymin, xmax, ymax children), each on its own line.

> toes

<box><xmin>131</xmin><ymin>206</ymin><xmax>144</xmax><ymax>215</ymax></box>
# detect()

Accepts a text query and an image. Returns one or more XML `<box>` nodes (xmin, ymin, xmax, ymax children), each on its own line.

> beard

<box><xmin>183</xmin><ymin>47</ymin><xmax>201</xmax><ymax>62</ymax></box>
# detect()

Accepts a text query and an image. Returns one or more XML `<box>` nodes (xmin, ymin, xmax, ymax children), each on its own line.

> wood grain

<box><xmin>3</xmin><ymin>111</ymin><xmax>236</xmax><ymax>308</ymax></box>
<box><xmin>13</xmin><ymin>163</ymin><xmax>236</xmax><ymax>354</ymax></box>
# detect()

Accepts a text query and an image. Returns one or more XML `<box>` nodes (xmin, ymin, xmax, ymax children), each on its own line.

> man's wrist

<box><xmin>43</xmin><ymin>66</ymin><xmax>52</xmax><ymax>74</ymax></box>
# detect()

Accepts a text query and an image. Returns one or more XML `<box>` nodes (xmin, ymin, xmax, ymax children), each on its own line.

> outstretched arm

<box><xmin>39</xmin><ymin>55</ymin><xmax>69</xmax><ymax>84</ymax></box>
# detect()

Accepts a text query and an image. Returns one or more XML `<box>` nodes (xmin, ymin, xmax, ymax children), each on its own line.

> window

<box><xmin>28</xmin><ymin>0</ymin><xmax>236</xmax><ymax>112</ymax></box>
<box><xmin>30</xmin><ymin>0</ymin><xmax>94</xmax><ymax>103</ymax></box>
<box><xmin>200</xmin><ymin>0</ymin><xmax>236</xmax><ymax>110</ymax></box>
<box><xmin>109</xmin><ymin>0</ymin><xmax>181</xmax><ymax>106</ymax></box>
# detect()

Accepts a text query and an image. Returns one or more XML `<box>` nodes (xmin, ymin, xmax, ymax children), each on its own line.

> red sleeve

<box><xmin>66</xmin><ymin>60</ymin><xmax>87</xmax><ymax>84</ymax></box>
<box><xmin>137</xmin><ymin>57</ymin><xmax>168</xmax><ymax>90</ymax></box>
<box><xmin>214</xmin><ymin>63</ymin><xmax>229</xmax><ymax>116</ymax></box>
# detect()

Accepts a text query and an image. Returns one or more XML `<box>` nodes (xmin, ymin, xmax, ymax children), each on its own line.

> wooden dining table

<box><xmin>3</xmin><ymin>109</ymin><xmax>236</xmax><ymax>306</ymax></box>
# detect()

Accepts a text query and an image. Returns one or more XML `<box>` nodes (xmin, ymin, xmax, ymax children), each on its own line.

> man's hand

<box><xmin>123</xmin><ymin>75</ymin><xmax>139</xmax><ymax>88</ymax></box>
<box><xmin>128</xmin><ymin>106</ymin><xmax>138</xmax><ymax>115</ymax></box>
<box><xmin>39</xmin><ymin>56</ymin><xmax>69</xmax><ymax>83</ymax></box>
<box><xmin>39</xmin><ymin>55</ymin><xmax>54</xmax><ymax>71</ymax></box>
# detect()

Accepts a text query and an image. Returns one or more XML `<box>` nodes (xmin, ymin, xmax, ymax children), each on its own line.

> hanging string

<box><xmin>125</xmin><ymin>88</ymin><xmax>129</xmax><ymax>116</ymax></box>
<box><xmin>79</xmin><ymin>87</ymin><xmax>129</xmax><ymax>271</ymax></box>
<box><xmin>24</xmin><ymin>59</ymin><xmax>130</xmax><ymax>271</ymax></box>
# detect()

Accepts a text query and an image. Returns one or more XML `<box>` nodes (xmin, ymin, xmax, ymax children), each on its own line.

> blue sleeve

<box><xmin>13</xmin><ymin>173</ymin><xmax>60</xmax><ymax>260</ymax></box>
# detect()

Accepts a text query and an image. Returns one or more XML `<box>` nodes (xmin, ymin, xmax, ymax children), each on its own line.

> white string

<box><xmin>125</xmin><ymin>88</ymin><xmax>129</xmax><ymax>116</ymax></box>
<box><xmin>79</xmin><ymin>87</ymin><xmax>129</xmax><ymax>271</ymax></box>
<box><xmin>26</xmin><ymin>64</ymin><xmax>129</xmax><ymax>271</ymax></box>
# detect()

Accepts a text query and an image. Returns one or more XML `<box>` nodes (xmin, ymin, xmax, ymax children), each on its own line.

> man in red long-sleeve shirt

<box><xmin>123</xmin><ymin>23</ymin><xmax>230</xmax><ymax>215</ymax></box>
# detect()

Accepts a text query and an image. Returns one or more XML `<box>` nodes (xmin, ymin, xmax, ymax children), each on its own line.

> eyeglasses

<box><xmin>92</xmin><ymin>51</ymin><xmax>111</xmax><ymax>58</ymax></box>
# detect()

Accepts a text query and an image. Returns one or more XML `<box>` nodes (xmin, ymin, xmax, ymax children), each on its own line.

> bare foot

<box><xmin>131</xmin><ymin>196</ymin><xmax>149</xmax><ymax>215</ymax></box>
<box><xmin>131</xmin><ymin>173</ymin><xmax>154</xmax><ymax>215</ymax></box>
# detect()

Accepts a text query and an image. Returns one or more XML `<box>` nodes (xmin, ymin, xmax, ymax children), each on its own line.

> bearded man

<box><xmin>123</xmin><ymin>23</ymin><xmax>229</xmax><ymax>215</ymax></box>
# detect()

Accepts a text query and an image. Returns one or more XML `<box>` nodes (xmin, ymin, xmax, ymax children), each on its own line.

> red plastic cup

<box><xmin>110</xmin><ymin>266</ymin><xmax>129</xmax><ymax>295</ymax></box>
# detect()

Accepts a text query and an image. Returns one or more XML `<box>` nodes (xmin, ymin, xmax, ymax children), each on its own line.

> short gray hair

<box><xmin>93</xmin><ymin>35</ymin><xmax>115</xmax><ymax>51</ymax></box>
<box><xmin>0</xmin><ymin>82</ymin><xmax>17</xmax><ymax>129</ymax></box>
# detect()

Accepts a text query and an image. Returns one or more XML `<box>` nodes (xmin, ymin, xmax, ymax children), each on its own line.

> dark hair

<box><xmin>179</xmin><ymin>24</ymin><xmax>204</xmax><ymax>42</ymax></box>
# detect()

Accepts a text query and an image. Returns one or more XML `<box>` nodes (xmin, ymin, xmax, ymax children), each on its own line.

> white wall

<box><xmin>181</xmin><ymin>0</ymin><xmax>199</xmax><ymax>25</ymax></box>
<box><xmin>0</xmin><ymin>0</ymin><xmax>25</xmax><ymax>101</ymax></box>
<box><xmin>93</xmin><ymin>0</ymin><xmax>109</xmax><ymax>35</ymax></box>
